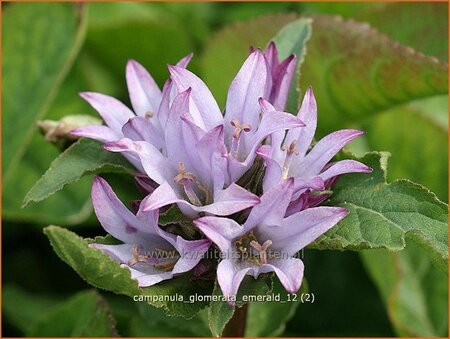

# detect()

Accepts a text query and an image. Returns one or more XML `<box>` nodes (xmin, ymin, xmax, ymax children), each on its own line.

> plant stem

<box><xmin>223</xmin><ymin>304</ymin><xmax>248</xmax><ymax>337</ymax></box>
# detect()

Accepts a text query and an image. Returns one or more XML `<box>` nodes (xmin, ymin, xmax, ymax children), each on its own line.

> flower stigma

<box><xmin>234</xmin><ymin>231</ymin><xmax>273</xmax><ymax>265</ymax></box>
<box><xmin>174</xmin><ymin>162</ymin><xmax>211</xmax><ymax>206</ymax></box>
<box><xmin>128</xmin><ymin>245</ymin><xmax>180</xmax><ymax>272</ymax></box>
<box><xmin>230</xmin><ymin>118</ymin><xmax>252</xmax><ymax>158</ymax></box>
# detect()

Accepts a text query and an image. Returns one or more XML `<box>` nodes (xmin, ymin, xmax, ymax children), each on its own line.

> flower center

<box><xmin>145</xmin><ymin>111</ymin><xmax>154</xmax><ymax>119</ymax></box>
<box><xmin>281</xmin><ymin>140</ymin><xmax>299</xmax><ymax>179</ymax></box>
<box><xmin>230</xmin><ymin>118</ymin><xmax>252</xmax><ymax>158</ymax></box>
<box><xmin>173</xmin><ymin>162</ymin><xmax>211</xmax><ymax>206</ymax></box>
<box><xmin>128</xmin><ymin>245</ymin><xmax>180</xmax><ymax>272</ymax></box>
<box><xmin>234</xmin><ymin>231</ymin><xmax>273</xmax><ymax>266</ymax></box>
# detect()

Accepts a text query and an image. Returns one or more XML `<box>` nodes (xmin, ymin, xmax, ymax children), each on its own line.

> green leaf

<box><xmin>208</xmin><ymin>281</ymin><xmax>235</xmax><ymax>337</ymax></box>
<box><xmin>136</xmin><ymin>302</ymin><xmax>210</xmax><ymax>337</ymax></box>
<box><xmin>300</xmin><ymin>15</ymin><xmax>448</xmax><ymax>204</ymax></box>
<box><xmin>23</xmin><ymin>138</ymin><xmax>135</xmax><ymax>206</ymax></box>
<box><xmin>201</xmin><ymin>14</ymin><xmax>298</xmax><ymax>107</ymax></box>
<box><xmin>44</xmin><ymin>225</ymin><xmax>214</xmax><ymax>319</ymax></box>
<box><xmin>30</xmin><ymin>290</ymin><xmax>118</xmax><ymax>337</ymax></box>
<box><xmin>361</xmin><ymin>240</ymin><xmax>448</xmax><ymax>336</ymax></box>
<box><xmin>310</xmin><ymin>152</ymin><xmax>448</xmax><ymax>274</ymax></box>
<box><xmin>299</xmin><ymin>15</ymin><xmax>448</xmax><ymax>134</ymax></box>
<box><xmin>362</xmin><ymin>100</ymin><xmax>448</xmax><ymax>201</ymax></box>
<box><xmin>271</xmin><ymin>18</ymin><xmax>312</xmax><ymax>112</ymax></box>
<box><xmin>2</xmin><ymin>285</ymin><xmax>60</xmax><ymax>336</ymax></box>
<box><xmin>2</xmin><ymin>3</ymin><xmax>89</xmax><ymax>225</ymax></box>
<box><xmin>3</xmin><ymin>2</ymin><xmax>87</xmax><ymax>181</ymax></box>
<box><xmin>246</xmin><ymin>278</ymin><xmax>308</xmax><ymax>337</ymax></box>
<box><xmin>359</xmin><ymin>2</ymin><xmax>448</xmax><ymax>62</ymax></box>
<box><xmin>85</xmin><ymin>2</ymin><xmax>195</xmax><ymax>88</ymax></box>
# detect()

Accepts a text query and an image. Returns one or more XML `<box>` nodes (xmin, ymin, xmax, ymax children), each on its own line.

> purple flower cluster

<box><xmin>73</xmin><ymin>43</ymin><xmax>371</xmax><ymax>301</ymax></box>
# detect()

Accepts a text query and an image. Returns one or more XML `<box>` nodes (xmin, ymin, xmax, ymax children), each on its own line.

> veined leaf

<box><xmin>361</xmin><ymin>240</ymin><xmax>448</xmax><ymax>337</ymax></box>
<box><xmin>3</xmin><ymin>2</ymin><xmax>87</xmax><ymax>181</ymax></box>
<box><xmin>207</xmin><ymin>281</ymin><xmax>235</xmax><ymax>337</ymax></box>
<box><xmin>300</xmin><ymin>15</ymin><xmax>448</xmax><ymax>133</ymax></box>
<box><xmin>2</xmin><ymin>2</ymin><xmax>89</xmax><ymax>225</ymax></box>
<box><xmin>44</xmin><ymin>226</ymin><xmax>213</xmax><ymax>319</ymax></box>
<box><xmin>30</xmin><ymin>290</ymin><xmax>118</xmax><ymax>337</ymax></box>
<box><xmin>23</xmin><ymin>139</ymin><xmax>135</xmax><ymax>207</ymax></box>
<box><xmin>310</xmin><ymin>152</ymin><xmax>448</xmax><ymax>274</ymax></box>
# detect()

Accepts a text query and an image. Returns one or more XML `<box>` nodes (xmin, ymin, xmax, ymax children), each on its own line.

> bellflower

<box><xmin>103</xmin><ymin>88</ymin><xmax>261</xmax><ymax>218</ymax></box>
<box><xmin>257</xmin><ymin>41</ymin><xmax>296</xmax><ymax>111</ymax></box>
<box><xmin>70</xmin><ymin>54</ymin><xmax>192</xmax><ymax>170</ymax></box>
<box><xmin>102</xmin><ymin>48</ymin><xmax>304</xmax><ymax>217</ymax></box>
<box><xmin>257</xmin><ymin>87</ymin><xmax>372</xmax><ymax>203</ymax></box>
<box><xmin>194</xmin><ymin>178</ymin><xmax>348</xmax><ymax>302</ymax></box>
<box><xmin>90</xmin><ymin>176</ymin><xmax>211</xmax><ymax>287</ymax></box>
<box><xmin>167</xmin><ymin>47</ymin><xmax>304</xmax><ymax>184</ymax></box>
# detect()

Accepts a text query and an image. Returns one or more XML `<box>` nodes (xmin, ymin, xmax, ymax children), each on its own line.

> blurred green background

<box><xmin>2</xmin><ymin>2</ymin><xmax>448</xmax><ymax>337</ymax></box>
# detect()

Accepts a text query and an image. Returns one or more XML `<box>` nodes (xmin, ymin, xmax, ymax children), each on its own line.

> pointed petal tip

<box><xmin>79</xmin><ymin>91</ymin><xmax>93</xmax><ymax>100</ymax></box>
<box><xmin>126</xmin><ymin>59</ymin><xmax>139</xmax><ymax>68</ymax></box>
<box><xmin>92</xmin><ymin>175</ymin><xmax>103</xmax><ymax>185</ymax></box>
<box><xmin>337</xmin><ymin>207</ymin><xmax>350</xmax><ymax>217</ymax></box>
<box><xmin>167</xmin><ymin>64</ymin><xmax>181</xmax><ymax>74</ymax></box>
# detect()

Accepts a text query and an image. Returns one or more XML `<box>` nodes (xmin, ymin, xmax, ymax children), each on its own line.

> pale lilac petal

<box><xmin>80</xmin><ymin>92</ymin><xmax>134</xmax><ymax>135</ymax></box>
<box><xmin>70</xmin><ymin>125</ymin><xmax>118</xmax><ymax>143</ymax></box>
<box><xmin>104</xmin><ymin>138</ymin><xmax>171</xmax><ymax>185</ymax></box>
<box><xmin>244</xmin><ymin>178</ymin><xmax>294</xmax><ymax>231</ymax></box>
<box><xmin>164</xmin><ymin>89</ymin><xmax>197</xmax><ymax>169</ymax></box>
<box><xmin>172</xmin><ymin>237</ymin><xmax>211</xmax><ymax>275</ymax></box>
<box><xmin>126</xmin><ymin>265</ymin><xmax>174</xmax><ymax>287</ymax></box>
<box><xmin>267</xmin><ymin>207</ymin><xmax>348</xmax><ymax>255</ymax></box>
<box><xmin>168</xmin><ymin>65</ymin><xmax>222</xmax><ymax>130</ymax></box>
<box><xmin>270</xmin><ymin>55</ymin><xmax>296</xmax><ymax>111</ymax></box>
<box><xmin>143</xmin><ymin>180</ymin><xmax>259</xmax><ymax>218</ymax></box>
<box><xmin>139</xmin><ymin>182</ymin><xmax>182</xmax><ymax>215</ymax></box>
<box><xmin>126</xmin><ymin>59</ymin><xmax>162</xmax><ymax>117</ymax></box>
<box><xmin>293</xmin><ymin>176</ymin><xmax>324</xmax><ymax>194</ymax></box>
<box><xmin>157</xmin><ymin>78</ymin><xmax>173</xmax><ymax>130</ymax></box>
<box><xmin>91</xmin><ymin>177</ymin><xmax>165</xmax><ymax>246</ymax></box>
<box><xmin>260</xmin><ymin>258</ymin><xmax>304</xmax><ymax>293</ymax></box>
<box><xmin>285</xmin><ymin>86</ymin><xmax>317</xmax><ymax>157</ymax></box>
<box><xmin>90</xmin><ymin>243</ymin><xmax>134</xmax><ymax>263</ymax></box>
<box><xmin>209</xmin><ymin>183</ymin><xmax>260</xmax><ymax>215</ymax></box>
<box><xmin>225</xmin><ymin>50</ymin><xmax>270</xmax><ymax>133</ymax></box>
<box><xmin>176</xmin><ymin>53</ymin><xmax>193</xmax><ymax>69</ymax></box>
<box><xmin>195</xmin><ymin>124</ymin><xmax>227</xmax><ymax>171</ymax></box>
<box><xmin>264</xmin><ymin>41</ymin><xmax>279</xmax><ymax>70</ymax></box>
<box><xmin>256</xmin><ymin>145</ymin><xmax>283</xmax><ymax>192</ymax></box>
<box><xmin>250</xmin><ymin>100</ymin><xmax>304</xmax><ymax>154</ymax></box>
<box><xmin>180</xmin><ymin>113</ymin><xmax>205</xmax><ymax>141</ymax></box>
<box><xmin>319</xmin><ymin>159</ymin><xmax>372</xmax><ymax>181</ymax></box>
<box><xmin>291</xmin><ymin>129</ymin><xmax>365</xmax><ymax>179</ymax></box>
<box><xmin>122</xmin><ymin>116</ymin><xmax>165</xmax><ymax>151</ymax></box>
<box><xmin>226</xmin><ymin>157</ymin><xmax>252</xmax><ymax>185</ymax></box>
<box><xmin>217</xmin><ymin>259</ymin><xmax>253</xmax><ymax>301</ymax></box>
<box><xmin>194</xmin><ymin>217</ymin><xmax>244</xmax><ymax>252</ymax></box>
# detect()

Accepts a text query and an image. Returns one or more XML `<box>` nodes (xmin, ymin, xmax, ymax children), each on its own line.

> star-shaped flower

<box><xmin>194</xmin><ymin>178</ymin><xmax>348</xmax><ymax>302</ymax></box>
<box><xmin>90</xmin><ymin>176</ymin><xmax>211</xmax><ymax>287</ymax></box>
<box><xmin>257</xmin><ymin>87</ymin><xmax>372</xmax><ymax>205</ymax></box>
